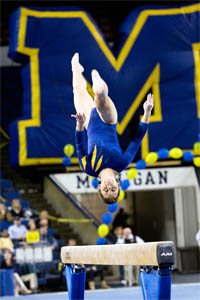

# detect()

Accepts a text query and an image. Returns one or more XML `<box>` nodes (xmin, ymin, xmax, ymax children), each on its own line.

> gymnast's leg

<box><xmin>91</xmin><ymin>69</ymin><xmax>118</xmax><ymax>124</ymax></box>
<box><xmin>71</xmin><ymin>53</ymin><xmax>95</xmax><ymax>129</ymax></box>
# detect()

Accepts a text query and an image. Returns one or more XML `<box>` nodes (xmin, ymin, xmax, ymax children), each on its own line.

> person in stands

<box><xmin>0</xmin><ymin>229</ymin><xmax>14</xmax><ymax>253</ymax></box>
<box><xmin>0</xmin><ymin>248</ymin><xmax>32</xmax><ymax>296</ymax></box>
<box><xmin>0</xmin><ymin>202</ymin><xmax>12</xmax><ymax>222</ymax></box>
<box><xmin>8</xmin><ymin>217</ymin><xmax>27</xmax><ymax>248</ymax></box>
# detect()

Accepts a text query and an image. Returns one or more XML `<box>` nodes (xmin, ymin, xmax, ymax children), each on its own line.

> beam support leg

<box><xmin>139</xmin><ymin>267</ymin><xmax>172</xmax><ymax>300</ymax></box>
<box><xmin>65</xmin><ymin>264</ymin><xmax>86</xmax><ymax>300</ymax></box>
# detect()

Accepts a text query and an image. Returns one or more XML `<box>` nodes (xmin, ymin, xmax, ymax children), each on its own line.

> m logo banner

<box><xmin>8</xmin><ymin>4</ymin><xmax>200</xmax><ymax>166</ymax></box>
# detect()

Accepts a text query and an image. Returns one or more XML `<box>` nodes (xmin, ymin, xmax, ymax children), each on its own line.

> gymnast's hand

<box><xmin>71</xmin><ymin>112</ymin><xmax>86</xmax><ymax>131</ymax></box>
<box><xmin>143</xmin><ymin>93</ymin><xmax>154</xmax><ymax>114</ymax></box>
<box><xmin>141</xmin><ymin>93</ymin><xmax>154</xmax><ymax>123</ymax></box>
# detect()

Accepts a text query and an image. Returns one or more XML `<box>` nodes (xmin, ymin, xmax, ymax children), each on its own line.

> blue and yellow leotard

<box><xmin>75</xmin><ymin>108</ymin><xmax>148</xmax><ymax>177</ymax></box>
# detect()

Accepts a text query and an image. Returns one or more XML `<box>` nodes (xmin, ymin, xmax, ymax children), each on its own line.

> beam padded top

<box><xmin>61</xmin><ymin>241</ymin><xmax>175</xmax><ymax>266</ymax></box>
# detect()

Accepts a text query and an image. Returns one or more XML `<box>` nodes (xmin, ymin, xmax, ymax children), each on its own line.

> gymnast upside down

<box><xmin>71</xmin><ymin>53</ymin><xmax>154</xmax><ymax>204</ymax></box>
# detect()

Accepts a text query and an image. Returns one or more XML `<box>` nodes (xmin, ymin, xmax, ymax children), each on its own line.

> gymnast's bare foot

<box><xmin>71</xmin><ymin>53</ymin><xmax>86</xmax><ymax>89</ymax></box>
<box><xmin>71</xmin><ymin>53</ymin><xmax>84</xmax><ymax>73</ymax></box>
<box><xmin>92</xmin><ymin>70</ymin><xmax>108</xmax><ymax>103</ymax></box>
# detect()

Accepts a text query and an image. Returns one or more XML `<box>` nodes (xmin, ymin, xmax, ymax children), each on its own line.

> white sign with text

<box><xmin>50</xmin><ymin>167</ymin><xmax>197</xmax><ymax>194</ymax></box>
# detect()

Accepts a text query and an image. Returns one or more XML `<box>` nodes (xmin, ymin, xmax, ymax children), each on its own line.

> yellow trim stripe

<box><xmin>118</xmin><ymin>64</ymin><xmax>162</xmax><ymax>135</ymax></box>
<box><xmin>81</xmin><ymin>156</ymin><xmax>87</xmax><ymax>170</ymax></box>
<box><xmin>16</xmin><ymin>4</ymin><xmax>200</xmax><ymax>165</ymax></box>
<box><xmin>91</xmin><ymin>145</ymin><xmax>97</xmax><ymax>170</ymax></box>
<box><xmin>48</xmin><ymin>216</ymin><xmax>94</xmax><ymax>223</ymax></box>
<box><xmin>95</xmin><ymin>155</ymin><xmax>103</xmax><ymax>172</ymax></box>
<box><xmin>37</xmin><ymin>211</ymin><xmax>93</xmax><ymax>223</ymax></box>
<box><xmin>192</xmin><ymin>43</ymin><xmax>200</xmax><ymax>118</ymax></box>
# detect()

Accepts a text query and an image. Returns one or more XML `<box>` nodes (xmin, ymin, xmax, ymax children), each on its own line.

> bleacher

<box><xmin>0</xmin><ymin>173</ymin><xmax>64</xmax><ymax>296</ymax></box>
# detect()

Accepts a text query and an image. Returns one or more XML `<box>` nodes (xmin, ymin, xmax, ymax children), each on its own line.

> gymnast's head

<box><xmin>98</xmin><ymin>175</ymin><xmax>120</xmax><ymax>204</ymax></box>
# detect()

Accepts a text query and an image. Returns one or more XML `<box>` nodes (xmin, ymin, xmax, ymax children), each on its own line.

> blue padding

<box><xmin>36</xmin><ymin>262</ymin><xmax>55</xmax><ymax>273</ymax></box>
<box><xmin>20</xmin><ymin>200</ymin><xmax>29</xmax><ymax>208</ymax></box>
<box><xmin>38</xmin><ymin>277</ymin><xmax>47</xmax><ymax>286</ymax></box>
<box><xmin>139</xmin><ymin>268</ymin><xmax>172</xmax><ymax>300</ymax></box>
<box><xmin>0</xmin><ymin>192</ymin><xmax>7</xmax><ymax>198</ymax></box>
<box><xmin>7</xmin><ymin>191</ymin><xmax>21</xmax><ymax>200</ymax></box>
<box><xmin>0</xmin><ymin>220</ymin><xmax>12</xmax><ymax>230</ymax></box>
<box><xmin>65</xmin><ymin>265</ymin><xmax>86</xmax><ymax>300</ymax></box>
<box><xmin>0</xmin><ymin>179</ymin><xmax>13</xmax><ymax>190</ymax></box>
<box><xmin>5</xmin><ymin>201</ymin><xmax>12</xmax><ymax>207</ymax></box>
<box><xmin>0</xmin><ymin>269</ymin><xmax>15</xmax><ymax>296</ymax></box>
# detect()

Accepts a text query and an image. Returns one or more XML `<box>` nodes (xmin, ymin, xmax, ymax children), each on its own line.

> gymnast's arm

<box><xmin>123</xmin><ymin>122</ymin><xmax>149</xmax><ymax>164</ymax></box>
<box><xmin>72</xmin><ymin>112</ymin><xmax>88</xmax><ymax>159</ymax></box>
<box><xmin>123</xmin><ymin>93</ymin><xmax>154</xmax><ymax>164</ymax></box>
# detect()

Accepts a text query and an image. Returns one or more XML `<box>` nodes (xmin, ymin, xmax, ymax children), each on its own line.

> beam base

<box><xmin>139</xmin><ymin>267</ymin><xmax>172</xmax><ymax>300</ymax></box>
<box><xmin>64</xmin><ymin>264</ymin><xmax>172</xmax><ymax>300</ymax></box>
<box><xmin>65</xmin><ymin>264</ymin><xmax>86</xmax><ymax>300</ymax></box>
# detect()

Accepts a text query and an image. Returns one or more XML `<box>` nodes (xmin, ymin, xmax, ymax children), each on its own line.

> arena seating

<box><xmin>0</xmin><ymin>176</ymin><xmax>64</xmax><ymax>292</ymax></box>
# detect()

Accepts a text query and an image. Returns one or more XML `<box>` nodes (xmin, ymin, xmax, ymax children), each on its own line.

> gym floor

<box><xmin>2</xmin><ymin>283</ymin><xmax>200</xmax><ymax>300</ymax></box>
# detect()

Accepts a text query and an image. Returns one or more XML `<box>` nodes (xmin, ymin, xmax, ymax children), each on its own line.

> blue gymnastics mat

<box><xmin>1</xmin><ymin>283</ymin><xmax>200</xmax><ymax>300</ymax></box>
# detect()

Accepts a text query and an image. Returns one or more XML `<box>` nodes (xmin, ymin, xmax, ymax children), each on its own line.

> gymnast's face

<box><xmin>98</xmin><ymin>177</ymin><xmax>120</xmax><ymax>203</ymax></box>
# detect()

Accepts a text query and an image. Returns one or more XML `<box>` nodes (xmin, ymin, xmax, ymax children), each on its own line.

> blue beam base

<box><xmin>139</xmin><ymin>267</ymin><xmax>172</xmax><ymax>300</ymax></box>
<box><xmin>65</xmin><ymin>264</ymin><xmax>86</xmax><ymax>300</ymax></box>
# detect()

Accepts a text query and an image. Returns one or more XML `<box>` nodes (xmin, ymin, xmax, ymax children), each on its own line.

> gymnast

<box><xmin>71</xmin><ymin>53</ymin><xmax>154</xmax><ymax>204</ymax></box>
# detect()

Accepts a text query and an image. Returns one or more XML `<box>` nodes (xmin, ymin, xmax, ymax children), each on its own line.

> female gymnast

<box><xmin>71</xmin><ymin>53</ymin><xmax>154</xmax><ymax>204</ymax></box>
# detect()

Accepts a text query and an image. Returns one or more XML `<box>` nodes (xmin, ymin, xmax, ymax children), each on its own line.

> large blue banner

<box><xmin>8</xmin><ymin>3</ymin><xmax>200</xmax><ymax>166</ymax></box>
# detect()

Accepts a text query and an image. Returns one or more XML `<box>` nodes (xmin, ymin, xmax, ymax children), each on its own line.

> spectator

<box><xmin>122</xmin><ymin>227</ymin><xmax>144</xmax><ymax>286</ymax></box>
<box><xmin>0</xmin><ymin>229</ymin><xmax>14</xmax><ymax>252</ymax></box>
<box><xmin>113</xmin><ymin>226</ymin><xmax>125</xmax><ymax>284</ymax></box>
<box><xmin>123</xmin><ymin>227</ymin><xmax>144</xmax><ymax>244</ymax></box>
<box><xmin>39</xmin><ymin>218</ymin><xmax>48</xmax><ymax>228</ymax></box>
<box><xmin>39</xmin><ymin>210</ymin><xmax>49</xmax><ymax>222</ymax></box>
<box><xmin>27</xmin><ymin>218</ymin><xmax>38</xmax><ymax>231</ymax></box>
<box><xmin>23</xmin><ymin>207</ymin><xmax>36</xmax><ymax>221</ymax></box>
<box><xmin>18</xmin><ymin>262</ymin><xmax>38</xmax><ymax>294</ymax></box>
<box><xmin>8</xmin><ymin>216</ymin><xmax>27</xmax><ymax>247</ymax></box>
<box><xmin>68</xmin><ymin>239</ymin><xmax>77</xmax><ymax>246</ymax></box>
<box><xmin>0</xmin><ymin>202</ymin><xmax>12</xmax><ymax>222</ymax></box>
<box><xmin>8</xmin><ymin>198</ymin><xmax>35</xmax><ymax>221</ymax></box>
<box><xmin>39</xmin><ymin>224</ymin><xmax>57</xmax><ymax>252</ymax></box>
<box><xmin>37</xmin><ymin>210</ymin><xmax>51</xmax><ymax>227</ymax></box>
<box><xmin>113</xmin><ymin>225</ymin><xmax>124</xmax><ymax>243</ymax></box>
<box><xmin>0</xmin><ymin>248</ymin><xmax>32</xmax><ymax>296</ymax></box>
<box><xmin>86</xmin><ymin>265</ymin><xmax>111</xmax><ymax>290</ymax></box>
<box><xmin>40</xmin><ymin>210</ymin><xmax>49</xmax><ymax>220</ymax></box>
<box><xmin>8</xmin><ymin>199</ymin><xmax>25</xmax><ymax>219</ymax></box>
<box><xmin>112</xmin><ymin>208</ymin><xmax>130</xmax><ymax>230</ymax></box>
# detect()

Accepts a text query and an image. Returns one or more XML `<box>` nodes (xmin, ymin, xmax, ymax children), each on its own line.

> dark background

<box><xmin>0</xmin><ymin>0</ymin><xmax>195</xmax><ymax>46</ymax></box>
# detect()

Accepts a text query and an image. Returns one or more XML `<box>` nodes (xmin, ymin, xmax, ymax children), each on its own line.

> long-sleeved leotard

<box><xmin>75</xmin><ymin>108</ymin><xmax>148</xmax><ymax>177</ymax></box>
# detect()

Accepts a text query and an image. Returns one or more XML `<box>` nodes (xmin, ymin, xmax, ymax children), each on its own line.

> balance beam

<box><xmin>61</xmin><ymin>241</ymin><xmax>175</xmax><ymax>266</ymax></box>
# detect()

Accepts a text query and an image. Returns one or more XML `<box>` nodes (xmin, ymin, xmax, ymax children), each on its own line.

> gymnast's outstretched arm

<box><xmin>123</xmin><ymin>93</ymin><xmax>154</xmax><ymax>164</ymax></box>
